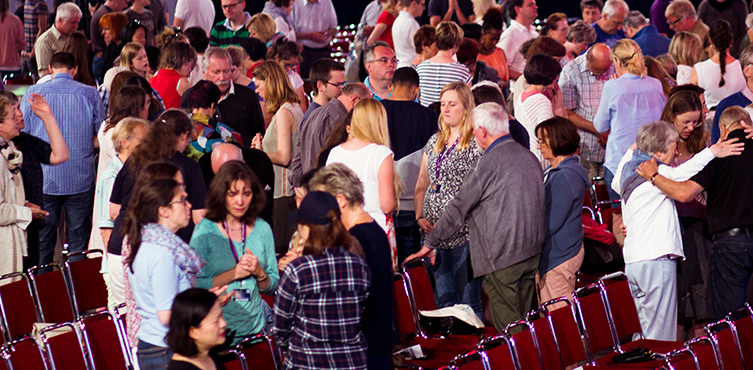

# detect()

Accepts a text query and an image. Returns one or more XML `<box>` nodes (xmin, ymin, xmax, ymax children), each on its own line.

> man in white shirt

<box><xmin>497</xmin><ymin>0</ymin><xmax>538</xmax><ymax>83</ymax></box>
<box><xmin>392</xmin><ymin>0</ymin><xmax>425</xmax><ymax>68</ymax></box>
<box><xmin>290</xmin><ymin>0</ymin><xmax>338</xmax><ymax>78</ymax></box>
<box><xmin>173</xmin><ymin>0</ymin><xmax>215</xmax><ymax>36</ymax></box>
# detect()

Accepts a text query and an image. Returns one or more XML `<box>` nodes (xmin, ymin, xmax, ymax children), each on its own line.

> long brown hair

<box><xmin>63</xmin><ymin>32</ymin><xmax>95</xmax><ymax>86</ymax></box>
<box><xmin>125</xmin><ymin>178</ymin><xmax>181</xmax><ymax>272</ymax></box>
<box><xmin>107</xmin><ymin>86</ymin><xmax>147</xmax><ymax>132</ymax></box>
<box><xmin>128</xmin><ymin>109</ymin><xmax>192</xmax><ymax>175</ymax></box>
<box><xmin>301</xmin><ymin>208</ymin><xmax>354</xmax><ymax>256</ymax></box>
<box><xmin>661</xmin><ymin>90</ymin><xmax>705</xmax><ymax>154</ymax></box>
<box><xmin>252</xmin><ymin>60</ymin><xmax>299</xmax><ymax>114</ymax></box>
<box><xmin>205</xmin><ymin>161</ymin><xmax>266</xmax><ymax>225</ymax></box>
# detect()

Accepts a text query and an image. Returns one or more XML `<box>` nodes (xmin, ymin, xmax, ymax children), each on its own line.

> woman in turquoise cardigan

<box><xmin>190</xmin><ymin>160</ymin><xmax>278</xmax><ymax>345</ymax></box>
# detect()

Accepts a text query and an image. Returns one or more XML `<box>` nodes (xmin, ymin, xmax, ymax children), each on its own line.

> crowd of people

<box><xmin>2</xmin><ymin>0</ymin><xmax>753</xmax><ymax>368</ymax></box>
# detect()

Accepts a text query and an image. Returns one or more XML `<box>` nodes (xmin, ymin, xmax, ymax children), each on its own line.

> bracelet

<box><xmin>256</xmin><ymin>273</ymin><xmax>269</xmax><ymax>282</ymax></box>
<box><xmin>649</xmin><ymin>172</ymin><xmax>659</xmax><ymax>184</ymax></box>
<box><xmin>416</xmin><ymin>216</ymin><xmax>425</xmax><ymax>222</ymax></box>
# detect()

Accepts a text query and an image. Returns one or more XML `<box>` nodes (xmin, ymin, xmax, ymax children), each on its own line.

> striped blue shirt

<box><xmin>21</xmin><ymin>73</ymin><xmax>104</xmax><ymax>195</ymax></box>
<box><xmin>415</xmin><ymin>61</ymin><xmax>471</xmax><ymax>107</ymax></box>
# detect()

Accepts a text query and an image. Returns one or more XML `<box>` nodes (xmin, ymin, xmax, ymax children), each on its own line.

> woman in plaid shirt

<box><xmin>273</xmin><ymin>191</ymin><xmax>371</xmax><ymax>370</ymax></box>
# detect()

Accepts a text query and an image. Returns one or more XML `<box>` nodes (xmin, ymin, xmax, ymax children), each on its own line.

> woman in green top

<box><xmin>189</xmin><ymin>160</ymin><xmax>278</xmax><ymax>345</ymax></box>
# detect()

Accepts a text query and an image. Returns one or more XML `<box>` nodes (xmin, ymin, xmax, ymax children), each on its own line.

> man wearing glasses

<box><xmin>290</xmin><ymin>0</ymin><xmax>338</xmax><ymax>78</ymax></box>
<box><xmin>363</xmin><ymin>41</ymin><xmax>397</xmax><ymax>101</ymax></box>
<box><xmin>209</xmin><ymin>0</ymin><xmax>251</xmax><ymax>47</ymax></box>
<box><xmin>665</xmin><ymin>0</ymin><xmax>708</xmax><ymax>59</ymax></box>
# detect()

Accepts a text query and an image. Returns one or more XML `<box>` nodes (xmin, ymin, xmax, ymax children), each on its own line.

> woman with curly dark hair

<box><xmin>190</xmin><ymin>160</ymin><xmax>276</xmax><ymax>345</ymax></box>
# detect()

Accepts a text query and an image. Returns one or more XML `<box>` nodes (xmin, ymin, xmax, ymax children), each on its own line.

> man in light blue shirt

<box><xmin>21</xmin><ymin>52</ymin><xmax>104</xmax><ymax>266</ymax></box>
<box><xmin>363</xmin><ymin>41</ymin><xmax>396</xmax><ymax>101</ymax></box>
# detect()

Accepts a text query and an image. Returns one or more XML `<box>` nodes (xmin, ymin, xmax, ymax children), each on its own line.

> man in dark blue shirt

<box><xmin>625</xmin><ymin>10</ymin><xmax>671</xmax><ymax>57</ymax></box>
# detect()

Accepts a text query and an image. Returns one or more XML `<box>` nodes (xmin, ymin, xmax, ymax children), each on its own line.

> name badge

<box><xmin>429</xmin><ymin>184</ymin><xmax>441</xmax><ymax>193</ymax></box>
<box><xmin>233</xmin><ymin>289</ymin><xmax>252</xmax><ymax>301</ymax></box>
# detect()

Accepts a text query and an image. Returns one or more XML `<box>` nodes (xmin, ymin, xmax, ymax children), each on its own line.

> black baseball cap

<box><xmin>288</xmin><ymin>191</ymin><xmax>339</xmax><ymax>225</ymax></box>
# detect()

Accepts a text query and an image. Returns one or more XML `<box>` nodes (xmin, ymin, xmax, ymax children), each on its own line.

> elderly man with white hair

<box><xmin>593</xmin><ymin>0</ymin><xmax>628</xmax><ymax>48</ymax></box>
<box><xmin>612</xmin><ymin>121</ymin><xmax>742</xmax><ymax>340</ymax></box>
<box><xmin>407</xmin><ymin>102</ymin><xmax>545</xmax><ymax>333</ymax></box>
<box><xmin>35</xmin><ymin>2</ymin><xmax>82</xmax><ymax>78</ymax></box>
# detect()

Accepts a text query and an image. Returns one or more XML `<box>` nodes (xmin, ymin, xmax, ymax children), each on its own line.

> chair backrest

<box><xmin>394</xmin><ymin>273</ymin><xmax>418</xmax><ymax>337</ymax></box>
<box><xmin>3</xmin><ymin>336</ymin><xmax>48</xmax><ymax>370</ymax></box>
<box><xmin>217</xmin><ymin>349</ymin><xmax>248</xmax><ymax>370</ymax></box>
<box><xmin>705</xmin><ymin>319</ymin><xmax>745</xmax><ymax>370</ymax></box>
<box><xmin>504</xmin><ymin>320</ymin><xmax>543</xmax><ymax>370</ymax></box>
<box><xmin>402</xmin><ymin>259</ymin><xmax>436</xmax><ymax>312</ymax></box>
<box><xmin>727</xmin><ymin>305</ymin><xmax>753</xmax><ymax>367</ymax></box>
<box><xmin>237</xmin><ymin>333</ymin><xmax>280</xmax><ymax>370</ymax></box>
<box><xmin>64</xmin><ymin>250</ymin><xmax>108</xmax><ymax>317</ymax></box>
<box><xmin>28</xmin><ymin>264</ymin><xmax>75</xmax><ymax>324</ymax></box>
<box><xmin>528</xmin><ymin>298</ymin><xmax>577</xmax><ymax>370</ymax></box>
<box><xmin>451</xmin><ymin>350</ymin><xmax>487</xmax><ymax>370</ymax></box>
<box><xmin>573</xmin><ymin>284</ymin><xmax>614</xmax><ymax>362</ymax></box>
<box><xmin>598</xmin><ymin>272</ymin><xmax>643</xmax><ymax>350</ymax></box>
<box><xmin>40</xmin><ymin>322</ymin><xmax>90</xmax><ymax>370</ymax></box>
<box><xmin>78</xmin><ymin>310</ymin><xmax>131</xmax><ymax>370</ymax></box>
<box><xmin>0</xmin><ymin>273</ymin><xmax>40</xmax><ymax>342</ymax></box>
<box><xmin>685</xmin><ymin>336</ymin><xmax>722</xmax><ymax>370</ymax></box>
<box><xmin>664</xmin><ymin>348</ymin><xmax>700</xmax><ymax>370</ymax></box>
<box><xmin>477</xmin><ymin>335</ymin><xmax>519</xmax><ymax>370</ymax></box>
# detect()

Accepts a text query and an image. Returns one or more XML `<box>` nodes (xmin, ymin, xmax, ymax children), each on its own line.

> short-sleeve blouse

<box><xmin>420</xmin><ymin>133</ymin><xmax>482</xmax><ymax>249</ymax></box>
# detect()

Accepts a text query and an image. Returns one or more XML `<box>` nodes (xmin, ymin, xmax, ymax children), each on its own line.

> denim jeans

<box><xmin>395</xmin><ymin>210</ymin><xmax>420</xmax><ymax>266</ymax></box>
<box><xmin>709</xmin><ymin>232</ymin><xmax>753</xmax><ymax>320</ymax></box>
<box><xmin>92</xmin><ymin>55</ymin><xmax>104</xmax><ymax>83</ymax></box>
<box><xmin>137</xmin><ymin>340</ymin><xmax>172</xmax><ymax>370</ymax></box>
<box><xmin>430</xmin><ymin>241</ymin><xmax>483</xmax><ymax>321</ymax></box>
<box><xmin>39</xmin><ymin>189</ymin><xmax>94</xmax><ymax>266</ymax></box>
<box><xmin>603</xmin><ymin>167</ymin><xmax>620</xmax><ymax>202</ymax></box>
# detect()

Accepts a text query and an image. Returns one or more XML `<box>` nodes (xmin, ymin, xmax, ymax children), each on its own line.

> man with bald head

<box><xmin>199</xmin><ymin>142</ymin><xmax>275</xmax><ymax>225</ymax></box>
<box><xmin>559</xmin><ymin>43</ymin><xmax>615</xmax><ymax>178</ymax></box>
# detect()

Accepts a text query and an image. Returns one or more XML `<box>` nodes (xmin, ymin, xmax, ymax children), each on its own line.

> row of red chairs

<box><xmin>0</xmin><ymin>307</ymin><xmax>132</xmax><ymax>370</ymax></box>
<box><xmin>0</xmin><ymin>249</ymin><xmax>108</xmax><ymax>344</ymax></box>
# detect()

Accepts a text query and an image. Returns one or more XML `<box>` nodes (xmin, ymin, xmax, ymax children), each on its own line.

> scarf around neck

<box><xmin>619</xmin><ymin>149</ymin><xmax>665</xmax><ymax>203</ymax></box>
<box><xmin>0</xmin><ymin>136</ymin><xmax>24</xmax><ymax>206</ymax></box>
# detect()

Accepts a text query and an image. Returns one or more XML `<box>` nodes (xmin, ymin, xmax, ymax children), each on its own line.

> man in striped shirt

<box><xmin>20</xmin><ymin>52</ymin><xmax>104</xmax><ymax>266</ymax></box>
<box><xmin>209</xmin><ymin>0</ymin><xmax>251</xmax><ymax>46</ymax></box>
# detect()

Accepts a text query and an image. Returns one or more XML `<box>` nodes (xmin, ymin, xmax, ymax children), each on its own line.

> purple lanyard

<box><xmin>435</xmin><ymin>137</ymin><xmax>460</xmax><ymax>179</ymax></box>
<box><xmin>223</xmin><ymin>220</ymin><xmax>247</xmax><ymax>263</ymax></box>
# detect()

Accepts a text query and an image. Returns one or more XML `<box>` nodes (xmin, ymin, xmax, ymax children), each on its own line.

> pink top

<box><xmin>0</xmin><ymin>14</ymin><xmax>26</xmax><ymax>70</ymax></box>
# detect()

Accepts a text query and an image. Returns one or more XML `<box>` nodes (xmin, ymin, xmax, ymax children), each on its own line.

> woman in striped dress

<box><xmin>416</xmin><ymin>21</ymin><xmax>471</xmax><ymax>107</ymax></box>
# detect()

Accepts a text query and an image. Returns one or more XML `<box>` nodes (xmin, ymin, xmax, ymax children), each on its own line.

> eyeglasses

<box><xmin>221</xmin><ymin>1</ymin><xmax>242</xmax><ymax>9</ymax></box>
<box><xmin>324</xmin><ymin>80</ymin><xmax>346</xmax><ymax>88</ymax></box>
<box><xmin>678</xmin><ymin>119</ymin><xmax>703</xmax><ymax>128</ymax></box>
<box><xmin>370</xmin><ymin>57</ymin><xmax>399</xmax><ymax>66</ymax></box>
<box><xmin>667</xmin><ymin>15</ymin><xmax>685</xmax><ymax>27</ymax></box>
<box><xmin>168</xmin><ymin>196</ymin><xmax>189</xmax><ymax>206</ymax></box>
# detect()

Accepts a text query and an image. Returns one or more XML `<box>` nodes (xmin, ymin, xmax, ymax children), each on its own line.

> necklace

<box><xmin>348</xmin><ymin>212</ymin><xmax>368</xmax><ymax>228</ymax></box>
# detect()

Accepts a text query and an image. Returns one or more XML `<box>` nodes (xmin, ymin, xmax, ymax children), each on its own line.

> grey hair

<box><xmin>566</xmin><ymin>20</ymin><xmax>597</xmax><ymax>44</ymax></box>
<box><xmin>308</xmin><ymin>163</ymin><xmax>365</xmax><ymax>207</ymax></box>
<box><xmin>337</xmin><ymin>82</ymin><xmax>371</xmax><ymax>98</ymax></box>
<box><xmin>202</xmin><ymin>47</ymin><xmax>232</xmax><ymax>73</ymax></box>
<box><xmin>363</xmin><ymin>40</ymin><xmax>391</xmax><ymax>63</ymax></box>
<box><xmin>636</xmin><ymin>121</ymin><xmax>679</xmax><ymax>155</ymax></box>
<box><xmin>624</xmin><ymin>10</ymin><xmax>647</xmax><ymax>29</ymax></box>
<box><xmin>602</xmin><ymin>0</ymin><xmax>628</xmax><ymax>18</ymax></box>
<box><xmin>665</xmin><ymin>0</ymin><xmax>696</xmax><ymax>21</ymax></box>
<box><xmin>56</xmin><ymin>2</ymin><xmax>82</xmax><ymax>22</ymax></box>
<box><xmin>472</xmin><ymin>102</ymin><xmax>509</xmax><ymax>136</ymax></box>
<box><xmin>740</xmin><ymin>44</ymin><xmax>753</xmax><ymax>72</ymax></box>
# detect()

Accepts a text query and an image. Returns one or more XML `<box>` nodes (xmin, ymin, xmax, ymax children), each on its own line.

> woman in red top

<box><xmin>149</xmin><ymin>42</ymin><xmax>197</xmax><ymax>109</ymax></box>
<box><xmin>366</xmin><ymin>0</ymin><xmax>399</xmax><ymax>49</ymax></box>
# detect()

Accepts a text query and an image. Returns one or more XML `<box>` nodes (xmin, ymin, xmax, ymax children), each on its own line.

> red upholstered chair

<box><xmin>2</xmin><ymin>336</ymin><xmax>48</xmax><ymax>370</ymax></box>
<box><xmin>544</xmin><ymin>297</ymin><xmax>589</xmax><ymax>368</ymax></box>
<box><xmin>28</xmin><ymin>264</ymin><xmax>75</xmax><ymax>324</ymax></box>
<box><xmin>450</xmin><ymin>350</ymin><xmax>486</xmax><ymax>370</ymax></box>
<box><xmin>236</xmin><ymin>333</ymin><xmax>281</xmax><ymax>370</ymax></box>
<box><xmin>0</xmin><ymin>272</ymin><xmax>40</xmax><ymax>342</ymax></box>
<box><xmin>574</xmin><ymin>283</ymin><xmax>615</xmax><ymax>362</ymax></box>
<box><xmin>218</xmin><ymin>348</ymin><xmax>248</xmax><ymax>370</ymax></box>
<box><xmin>685</xmin><ymin>336</ymin><xmax>722</xmax><ymax>370</ymax></box>
<box><xmin>664</xmin><ymin>348</ymin><xmax>701</xmax><ymax>370</ymax></box>
<box><xmin>477</xmin><ymin>334</ymin><xmax>518</xmax><ymax>369</ymax></box>
<box><xmin>704</xmin><ymin>319</ymin><xmax>745</xmax><ymax>370</ymax></box>
<box><xmin>39</xmin><ymin>322</ymin><xmax>90</xmax><ymax>370</ymax></box>
<box><xmin>78</xmin><ymin>310</ymin><xmax>132</xmax><ymax>370</ymax></box>
<box><xmin>727</xmin><ymin>304</ymin><xmax>753</xmax><ymax>367</ymax></box>
<box><xmin>64</xmin><ymin>250</ymin><xmax>108</xmax><ymax>317</ymax></box>
<box><xmin>504</xmin><ymin>320</ymin><xmax>544</xmax><ymax>370</ymax></box>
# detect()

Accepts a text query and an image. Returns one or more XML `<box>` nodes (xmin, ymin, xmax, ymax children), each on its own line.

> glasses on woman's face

<box><xmin>169</xmin><ymin>196</ymin><xmax>189</xmax><ymax>206</ymax></box>
<box><xmin>678</xmin><ymin>118</ymin><xmax>703</xmax><ymax>128</ymax></box>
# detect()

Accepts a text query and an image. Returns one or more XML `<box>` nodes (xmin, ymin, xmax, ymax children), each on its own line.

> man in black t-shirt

<box><xmin>381</xmin><ymin>67</ymin><xmax>437</xmax><ymax>264</ymax></box>
<box><xmin>637</xmin><ymin>106</ymin><xmax>753</xmax><ymax>320</ymax></box>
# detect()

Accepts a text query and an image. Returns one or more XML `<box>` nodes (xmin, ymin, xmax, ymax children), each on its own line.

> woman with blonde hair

<box><xmin>247</xmin><ymin>13</ymin><xmax>279</xmax><ymax>46</ymax></box>
<box><xmin>594</xmin><ymin>38</ymin><xmax>665</xmax><ymax>201</ymax></box>
<box><xmin>103</xmin><ymin>42</ymin><xmax>152</xmax><ymax>90</ymax></box>
<box><xmin>250</xmin><ymin>60</ymin><xmax>303</xmax><ymax>253</ymax></box>
<box><xmin>669</xmin><ymin>32</ymin><xmax>703</xmax><ymax>85</ymax></box>
<box><xmin>414</xmin><ymin>81</ymin><xmax>483</xmax><ymax>320</ymax></box>
<box><xmin>326</xmin><ymin>98</ymin><xmax>397</xmax><ymax>236</ymax></box>
<box><xmin>416</xmin><ymin>21</ymin><xmax>472</xmax><ymax>106</ymax></box>
<box><xmin>226</xmin><ymin>46</ymin><xmax>254</xmax><ymax>87</ymax></box>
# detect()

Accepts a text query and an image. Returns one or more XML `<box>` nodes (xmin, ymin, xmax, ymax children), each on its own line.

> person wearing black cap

<box><xmin>272</xmin><ymin>191</ymin><xmax>371</xmax><ymax>370</ymax></box>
